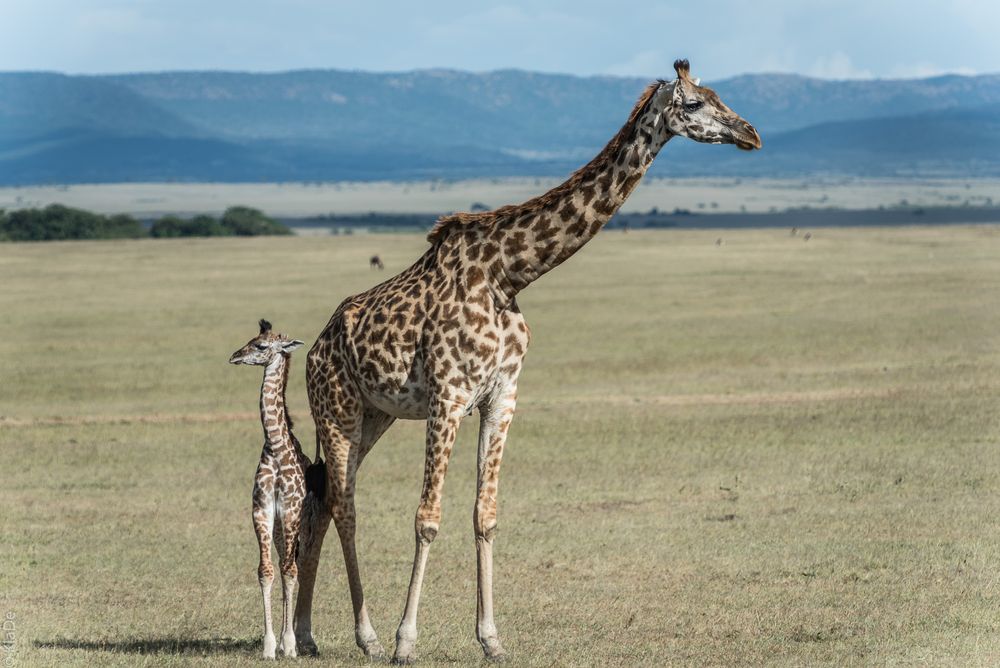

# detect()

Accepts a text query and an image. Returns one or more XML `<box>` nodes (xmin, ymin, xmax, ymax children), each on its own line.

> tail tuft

<box><xmin>305</xmin><ymin>460</ymin><xmax>327</xmax><ymax>505</ymax></box>
<box><xmin>298</xmin><ymin>458</ymin><xmax>328</xmax><ymax>559</ymax></box>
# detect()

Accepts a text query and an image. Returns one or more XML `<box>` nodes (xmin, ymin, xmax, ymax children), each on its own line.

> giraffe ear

<box><xmin>281</xmin><ymin>339</ymin><xmax>304</xmax><ymax>353</ymax></box>
<box><xmin>259</xmin><ymin>319</ymin><xmax>272</xmax><ymax>334</ymax></box>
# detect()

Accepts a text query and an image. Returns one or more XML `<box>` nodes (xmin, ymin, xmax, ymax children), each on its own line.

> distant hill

<box><xmin>0</xmin><ymin>72</ymin><xmax>202</xmax><ymax>141</ymax></box>
<box><xmin>2</xmin><ymin>68</ymin><xmax>999</xmax><ymax>184</ymax></box>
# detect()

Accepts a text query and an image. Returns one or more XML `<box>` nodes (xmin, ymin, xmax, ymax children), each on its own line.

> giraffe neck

<box><xmin>260</xmin><ymin>355</ymin><xmax>292</xmax><ymax>449</ymax></box>
<box><xmin>483</xmin><ymin>83</ymin><xmax>674</xmax><ymax>300</ymax></box>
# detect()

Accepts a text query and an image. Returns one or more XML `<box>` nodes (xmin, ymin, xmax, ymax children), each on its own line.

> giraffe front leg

<box><xmin>474</xmin><ymin>386</ymin><xmax>517</xmax><ymax>662</ymax></box>
<box><xmin>254</xmin><ymin>496</ymin><xmax>277</xmax><ymax>659</ymax></box>
<box><xmin>393</xmin><ymin>404</ymin><xmax>462</xmax><ymax>665</ymax></box>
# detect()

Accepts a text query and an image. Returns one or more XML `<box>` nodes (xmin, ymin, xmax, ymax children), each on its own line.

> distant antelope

<box><xmin>791</xmin><ymin>227</ymin><xmax>798</xmax><ymax>236</ymax></box>
<box><xmin>715</xmin><ymin>237</ymin><xmax>724</xmax><ymax>246</ymax></box>
<box><xmin>370</xmin><ymin>255</ymin><xmax>384</xmax><ymax>270</ymax></box>
<box><xmin>803</xmin><ymin>232</ymin><xmax>812</xmax><ymax>241</ymax></box>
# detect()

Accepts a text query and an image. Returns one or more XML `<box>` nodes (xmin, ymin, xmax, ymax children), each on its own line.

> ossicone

<box><xmin>673</xmin><ymin>59</ymin><xmax>691</xmax><ymax>81</ymax></box>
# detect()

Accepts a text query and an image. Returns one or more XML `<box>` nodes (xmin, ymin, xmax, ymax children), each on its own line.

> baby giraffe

<box><xmin>230</xmin><ymin>319</ymin><xmax>313</xmax><ymax>659</ymax></box>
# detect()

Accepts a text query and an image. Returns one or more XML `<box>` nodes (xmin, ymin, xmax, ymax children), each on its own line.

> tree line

<box><xmin>0</xmin><ymin>204</ymin><xmax>291</xmax><ymax>241</ymax></box>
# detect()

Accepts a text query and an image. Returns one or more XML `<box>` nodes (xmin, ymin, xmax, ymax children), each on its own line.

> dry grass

<box><xmin>2</xmin><ymin>226</ymin><xmax>999</xmax><ymax>666</ymax></box>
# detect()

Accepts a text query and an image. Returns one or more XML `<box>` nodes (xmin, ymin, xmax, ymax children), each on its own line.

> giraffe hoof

<box><xmin>360</xmin><ymin>638</ymin><xmax>386</xmax><ymax>660</ymax></box>
<box><xmin>391</xmin><ymin>639</ymin><xmax>417</xmax><ymax>664</ymax></box>
<box><xmin>296</xmin><ymin>635</ymin><xmax>319</xmax><ymax>656</ymax></box>
<box><xmin>481</xmin><ymin>638</ymin><xmax>507</xmax><ymax>662</ymax></box>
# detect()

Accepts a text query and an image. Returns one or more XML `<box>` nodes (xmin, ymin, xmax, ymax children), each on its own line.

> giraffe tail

<box><xmin>300</xmin><ymin>448</ymin><xmax>328</xmax><ymax>555</ymax></box>
<box><xmin>298</xmin><ymin>479</ymin><xmax>325</xmax><ymax>560</ymax></box>
<box><xmin>304</xmin><ymin>455</ymin><xmax>326</xmax><ymax>506</ymax></box>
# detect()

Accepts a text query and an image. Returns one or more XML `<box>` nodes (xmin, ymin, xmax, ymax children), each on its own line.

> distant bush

<box><xmin>0</xmin><ymin>204</ymin><xmax>143</xmax><ymax>241</ymax></box>
<box><xmin>150</xmin><ymin>208</ymin><xmax>290</xmax><ymax>238</ymax></box>
<box><xmin>220</xmin><ymin>206</ymin><xmax>291</xmax><ymax>236</ymax></box>
<box><xmin>1</xmin><ymin>204</ymin><xmax>292</xmax><ymax>241</ymax></box>
<box><xmin>150</xmin><ymin>214</ymin><xmax>228</xmax><ymax>238</ymax></box>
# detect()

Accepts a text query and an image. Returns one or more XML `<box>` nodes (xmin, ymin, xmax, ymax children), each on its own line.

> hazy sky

<box><xmin>2</xmin><ymin>1</ymin><xmax>997</xmax><ymax>80</ymax></box>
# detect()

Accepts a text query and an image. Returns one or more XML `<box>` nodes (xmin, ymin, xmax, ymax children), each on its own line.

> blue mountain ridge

<box><xmin>2</xmin><ymin>68</ymin><xmax>998</xmax><ymax>184</ymax></box>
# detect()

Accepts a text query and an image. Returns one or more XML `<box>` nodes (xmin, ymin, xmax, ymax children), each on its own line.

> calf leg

<box><xmin>276</xmin><ymin>503</ymin><xmax>301</xmax><ymax>657</ymax></box>
<box><xmin>253</xmin><ymin>486</ymin><xmax>277</xmax><ymax>659</ymax></box>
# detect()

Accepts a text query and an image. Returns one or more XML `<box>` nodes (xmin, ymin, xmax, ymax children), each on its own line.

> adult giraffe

<box><xmin>296</xmin><ymin>59</ymin><xmax>761</xmax><ymax>663</ymax></box>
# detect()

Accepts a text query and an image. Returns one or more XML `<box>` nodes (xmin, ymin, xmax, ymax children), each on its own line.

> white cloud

<box><xmin>807</xmin><ymin>52</ymin><xmax>874</xmax><ymax>80</ymax></box>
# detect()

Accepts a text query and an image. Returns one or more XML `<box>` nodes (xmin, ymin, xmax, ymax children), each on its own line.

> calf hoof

<box><xmin>279</xmin><ymin>633</ymin><xmax>298</xmax><ymax>658</ymax></box>
<box><xmin>262</xmin><ymin>635</ymin><xmax>277</xmax><ymax>660</ymax></box>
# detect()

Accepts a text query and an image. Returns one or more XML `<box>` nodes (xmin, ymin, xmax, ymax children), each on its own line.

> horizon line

<box><xmin>1</xmin><ymin>65</ymin><xmax>996</xmax><ymax>84</ymax></box>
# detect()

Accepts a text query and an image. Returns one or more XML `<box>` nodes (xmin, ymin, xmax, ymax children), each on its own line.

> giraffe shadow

<box><xmin>34</xmin><ymin>636</ymin><xmax>260</xmax><ymax>655</ymax></box>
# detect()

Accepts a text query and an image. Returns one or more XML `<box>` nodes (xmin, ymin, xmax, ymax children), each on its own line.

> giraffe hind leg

<box><xmin>293</xmin><ymin>495</ymin><xmax>330</xmax><ymax>656</ymax></box>
<box><xmin>299</xmin><ymin>354</ymin><xmax>394</xmax><ymax>659</ymax></box>
<box><xmin>319</xmin><ymin>411</ymin><xmax>385</xmax><ymax>659</ymax></box>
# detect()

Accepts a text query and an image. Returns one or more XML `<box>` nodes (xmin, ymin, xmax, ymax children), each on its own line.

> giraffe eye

<box><xmin>256</xmin><ymin>344</ymin><xmax>268</xmax><ymax>350</ymax></box>
<box><xmin>685</xmin><ymin>101</ymin><xmax>703</xmax><ymax>112</ymax></box>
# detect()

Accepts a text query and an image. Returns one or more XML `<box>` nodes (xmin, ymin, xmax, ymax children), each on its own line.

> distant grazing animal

<box><xmin>229</xmin><ymin>319</ymin><xmax>322</xmax><ymax>660</ymax></box>
<box><xmin>716</xmin><ymin>237</ymin><xmax>724</xmax><ymax>246</ymax></box>
<box><xmin>370</xmin><ymin>255</ymin><xmax>384</xmax><ymax>270</ymax></box>
<box><xmin>791</xmin><ymin>227</ymin><xmax>798</xmax><ymax>236</ymax></box>
<box><xmin>295</xmin><ymin>59</ymin><xmax>761</xmax><ymax>663</ymax></box>
<box><xmin>804</xmin><ymin>232</ymin><xmax>812</xmax><ymax>241</ymax></box>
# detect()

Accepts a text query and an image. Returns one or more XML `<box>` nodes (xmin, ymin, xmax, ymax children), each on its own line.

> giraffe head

<box><xmin>662</xmin><ymin>59</ymin><xmax>761</xmax><ymax>151</ymax></box>
<box><xmin>228</xmin><ymin>319</ymin><xmax>304</xmax><ymax>366</ymax></box>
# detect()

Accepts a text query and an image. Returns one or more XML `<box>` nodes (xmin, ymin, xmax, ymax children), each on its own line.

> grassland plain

<box><xmin>1</xmin><ymin>226</ymin><xmax>999</xmax><ymax>667</ymax></box>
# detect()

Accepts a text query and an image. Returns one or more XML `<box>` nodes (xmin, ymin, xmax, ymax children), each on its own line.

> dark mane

<box><xmin>426</xmin><ymin>80</ymin><xmax>665</xmax><ymax>244</ymax></box>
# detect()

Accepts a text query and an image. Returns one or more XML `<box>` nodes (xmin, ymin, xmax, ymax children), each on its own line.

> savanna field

<box><xmin>1</xmin><ymin>226</ymin><xmax>999</xmax><ymax>666</ymax></box>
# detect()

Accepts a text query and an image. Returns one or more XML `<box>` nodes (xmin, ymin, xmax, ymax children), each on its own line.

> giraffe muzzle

<box><xmin>732</xmin><ymin>122</ymin><xmax>762</xmax><ymax>151</ymax></box>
